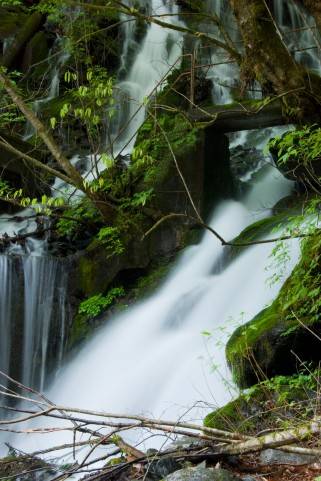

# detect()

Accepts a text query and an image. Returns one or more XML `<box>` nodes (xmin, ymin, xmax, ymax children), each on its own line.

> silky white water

<box><xmin>109</xmin><ymin>0</ymin><xmax>184</xmax><ymax>156</ymax></box>
<box><xmin>6</xmin><ymin>129</ymin><xmax>301</xmax><ymax>466</ymax></box>
<box><xmin>0</xmin><ymin>0</ymin><xmax>320</xmax><ymax>468</ymax></box>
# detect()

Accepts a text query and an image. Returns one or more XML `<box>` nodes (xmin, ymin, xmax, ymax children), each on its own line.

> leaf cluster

<box><xmin>78</xmin><ymin>286</ymin><xmax>125</xmax><ymax>317</ymax></box>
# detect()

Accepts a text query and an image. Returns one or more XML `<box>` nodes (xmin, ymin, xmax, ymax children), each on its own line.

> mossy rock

<box><xmin>22</xmin><ymin>31</ymin><xmax>49</xmax><ymax>76</ymax></box>
<box><xmin>0</xmin><ymin>7</ymin><xmax>27</xmax><ymax>38</ymax></box>
<box><xmin>204</xmin><ymin>371</ymin><xmax>319</xmax><ymax>435</ymax></box>
<box><xmin>226</xmin><ymin>233</ymin><xmax>321</xmax><ymax>388</ymax></box>
<box><xmin>0</xmin><ymin>455</ymin><xmax>55</xmax><ymax>481</ymax></box>
<box><xmin>68</xmin><ymin>255</ymin><xmax>176</xmax><ymax>349</ymax></box>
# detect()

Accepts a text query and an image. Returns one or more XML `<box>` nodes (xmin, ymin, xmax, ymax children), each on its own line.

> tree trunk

<box><xmin>229</xmin><ymin>0</ymin><xmax>321</xmax><ymax>121</ymax></box>
<box><xmin>1</xmin><ymin>11</ymin><xmax>44</xmax><ymax>69</ymax></box>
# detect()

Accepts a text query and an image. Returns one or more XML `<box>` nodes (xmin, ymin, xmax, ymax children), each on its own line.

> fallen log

<box><xmin>189</xmin><ymin>99</ymin><xmax>286</xmax><ymax>132</ymax></box>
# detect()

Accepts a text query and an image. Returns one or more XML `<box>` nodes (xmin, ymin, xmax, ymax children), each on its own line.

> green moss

<box><xmin>0</xmin><ymin>7</ymin><xmax>27</xmax><ymax>38</ymax></box>
<box><xmin>204</xmin><ymin>398</ymin><xmax>255</xmax><ymax>433</ymax></box>
<box><xmin>78</xmin><ymin>254</ymin><xmax>98</xmax><ymax>296</ymax></box>
<box><xmin>131</xmin><ymin>259</ymin><xmax>172</xmax><ymax>300</ymax></box>
<box><xmin>204</xmin><ymin>371</ymin><xmax>320</xmax><ymax>435</ymax></box>
<box><xmin>68</xmin><ymin>312</ymin><xmax>91</xmax><ymax>349</ymax></box>
<box><xmin>131</xmin><ymin>111</ymin><xmax>200</xmax><ymax>191</ymax></box>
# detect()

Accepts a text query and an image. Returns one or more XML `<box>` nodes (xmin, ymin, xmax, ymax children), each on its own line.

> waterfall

<box><xmin>23</xmin><ymin>37</ymin><xmax>70</xmax><ymax>140</ymax></box>
<box><xmin>6</xmin><ymin>126</ymin><xmax>301</xmax><ymax>464</ymax></box>
<box><xmin>22</xmin><ymin>254</ymin><xmax>66</xmax><ymax>391</ymax></box>
<box><xmin>2</xmin><ymin>0</ymin><xmax>321</xmax><ymax>468</ymax></box>
<box><xmin>0</xmin><ymin>256</ymin><xmax>13</xmax><ymax>393</ymax></box>
<box><xmin>203</xmin><ymin>0</ymin><xmax>321</xmax><ymax>102</ymax></box>
<box><xmin>0</xmin><ymin>239</ymin><xmax>68</xmax><ymax>393</ymax></box>
<box><xmin>203</xmin><ymin>0</ymin><xmax>241</xmax><ymax>104</ymax></box>
<box><xmin>109</xmin><ymin>0</ymin><xmax>184</xmax><ymax>156</ymax></box>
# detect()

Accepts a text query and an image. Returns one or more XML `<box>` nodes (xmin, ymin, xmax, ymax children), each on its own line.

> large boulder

<box><xmin>204</xmin><ymin>371</ymin><xmax>319</xmax><ymax>434</ymax></box>
<box><xmin>226</xmin><ymin>233</ymin><xmax>321</xmax><ymax>388</ymax></box>
<box><xmin>163</xmin><ymin>466</ymin><xmax>238</xmax><ymax>481</ymax></box>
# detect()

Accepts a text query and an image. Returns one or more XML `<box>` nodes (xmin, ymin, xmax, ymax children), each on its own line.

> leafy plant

<box><xmin>78</xmin><ymin>287</ymin><xmax>125</xmax><ymax>317</ymax></box>
<box><xmin>96</xmin><ymin>226</ymin><xmax>124</xmax><ymax>257</ymax></box>
<box><xmin>268</xmin><ymin>125</ymin><xmax>321</xmax><ymax>167</ymax></box>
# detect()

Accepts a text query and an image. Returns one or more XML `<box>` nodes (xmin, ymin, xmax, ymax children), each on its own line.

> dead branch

<box><xmin>142</xmin><ymin>212</ymin><xmax>312</xmax><ymax>248</ymax></box>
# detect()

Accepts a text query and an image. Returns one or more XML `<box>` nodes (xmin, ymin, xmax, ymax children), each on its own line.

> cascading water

<box><xmin>273</xmin><ymin>0</ymin><xmax>321</xmax><ymax>74</ymax></box>
<box><xmin>7</xmin><ymin>131</ymin><xmax>301</xmax><ymax>463</ymax></box>
<box><xmin>0</xmin><ymin>256</ymin><xmax>13</xmax><ymax>394</ymax></box>
<box><xmin>2</xmin><ymin>0</ymin><xmax>321</xmax><ymax>471</ymax></box>
<box><xmin>202</xmin><ymin>0</ymin><xmax>241</xmax><ymax>104</ymax></box>
<box><xmin>22</xmin><ymin>251</ymin><xmax>68</xmax><ymax>391</ymax></box>
<box><xmin>0</xmin><ymin>237</ymin><xmax>69</xmax><ymax>393</ymax></box>
<box><xmin>110</xmin><ymin>0</ymin><xmax>184</xmax><ymax>156</ymax></box>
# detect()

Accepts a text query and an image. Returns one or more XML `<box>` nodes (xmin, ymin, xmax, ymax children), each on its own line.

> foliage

<box><xmin>268</xmin><ymin>125</ymin><xmax>321</xmax><ymax>167</ymax></box>
<box><xmin>128</xmin><ymin>112</ymin><xmax>199</xmax><ymax>190</ymax></box>
<box><xmin>0</xmin><ymin>179</ymin><xmax>65</xmax><ymax>212</ymax></box>
<box><xmin>0</xmin><ymin>70</ymin><xmax>25</xmax><ymax>129</ymax></box>
<box><xmin>50</xmin><ymin>67</ymin><xmax>114</xmax><ymax>151</ymax></box>
<box><xmin>96</xmin><ymin>226</ymin><xmax>124</xmax><ymax>257</ymax></box>
<box><xmin>244</xmin><ymin>367</ymin><xmax>319</xmax><ymax>405</ymax></box>
<box><xmin>0</xmin><ymin>0</ymin><xmax>22</xmax><ymax>6</ymax></box>
<box><xmin>78</xmin><ymin>287</ymin><xmax>125</xmax><ymax>317</ymax></box>
<box><xmin>56</xmin><ymin>199</ymin><xmax>101</xmax><ymax>237</ymax></box>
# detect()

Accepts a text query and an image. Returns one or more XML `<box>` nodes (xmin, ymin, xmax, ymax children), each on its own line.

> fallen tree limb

<box><xmin>2</xmin><ymin>372</ymin><xmax>321</xmax><ymax>480</ymax></box>
<box><xmin>217</xmin><ymin>416</ymin><xmax>321</xmax><ymax>455</ymax></box>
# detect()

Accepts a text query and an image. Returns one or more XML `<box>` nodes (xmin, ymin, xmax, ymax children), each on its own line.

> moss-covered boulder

<box><xmin>226</xmin><ymin>233</ymin><xmax>321</xmax><ymax>388</ymax></box>
<box><xmin>204</xmin><ymin>371</ymin><xmax>319</xmax><ymax>435</ymax></box>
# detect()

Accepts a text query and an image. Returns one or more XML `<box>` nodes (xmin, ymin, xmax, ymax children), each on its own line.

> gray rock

<box><xmin>259</xmin><ymin>449</ymin><xmax>317</xmax><ymax>466</ymax></box>
<box><xmin>241</xmin><ymin>477</ymin><xmax>258</xmax><ymax>481</ymax></box>
<box><xmin>163</xmin><ymin>466</ymin><xmax>238</xmax><ymax>481</ymax></box>
<box><xmin>147</xmin><ymin>456</ymin><xmax>182</xmax><ymax>480</ymax></box>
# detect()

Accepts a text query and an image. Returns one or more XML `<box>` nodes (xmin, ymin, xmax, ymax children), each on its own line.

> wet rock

<box><xmin>163</xmin><ymin>466</ymin><xmax>238</xmax><ymax>481</ymax></box>
<box><xmin>146</xmin><ymin>456</ymin><xmax>182</xmax><ymax>480</ymax></box>
<box><xmin>22</xmin><ymin>31</ymin><xmax>49</xmax><ymax>74</ymax></box>
<box><xmin>230</xmin><ymin>146</ymin><xmax>264</xmax><ymax>182</ymax></box>
<box><xmin>259</xmin><ymin>449</ymin><xmax>318</xmax><ymax>466</ymax></box>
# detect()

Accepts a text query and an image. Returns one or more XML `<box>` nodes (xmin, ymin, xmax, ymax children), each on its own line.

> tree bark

<box><xmin>229</xmin><ymin>0</ymin><xmax>321</xmax><ymax>121</ymax></box>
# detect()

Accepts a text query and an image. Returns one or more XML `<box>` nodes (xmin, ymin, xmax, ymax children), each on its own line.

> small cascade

<box><xmin>273</xmin><ymin>0</ymin><xmax>321</xmax><ymax>74</ymax></box>
<box><xmin>0</xmin><ymin>256</ymin><xmax>13</xmax><ymax>393</ymax></box>
<box><xmin>109</xmin><ymin>0</ymin><xmax>184</xmax><ymax>156</ymax></box>
<box><xmin>202</xmin><ymin>0</ymin><xmax>241</xmax><ymax>104</ymax></box>
<box><xmin>22</xmin><ymin>252</ymin><xmax>67</xmax><ymax>391</ymax></box>
<box><xmin>204</xmin><ymin>0</ymin><xmax>321</xmax><ymax>103</ymax></box>
<box><xmin>23</xmin><ymin>37</ymin><xmax>70</xmax><ymax>140</ymax></box>
<box><xmin>0</xmin><ymin>245</ymin><xmax>69</xmax><ymax>393</ymax></box>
